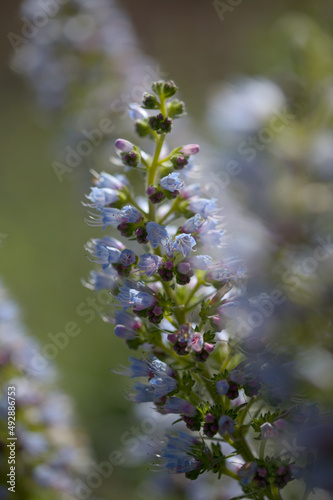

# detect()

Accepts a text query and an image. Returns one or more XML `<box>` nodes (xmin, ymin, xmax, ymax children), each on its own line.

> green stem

<box><xmin>183</xmin><ymin>280</ymin><xmax>203</xmax><ymax>309</ymax></box>
<box><xmin>259</xmin><ymin>438</ymin><xmax>267</xmax><ymax>460</ymax></box>
<box><xmin>126</xmin><ymin>192</ymin><xmax>148</xmax><ymax>216</ymax></box>
<box><xmin>223</xmin><ymin>468</ymin><xmax>239</xmax><ymax>481</ymax></box>
<box><xmin>186</xmin><ymin>293</ymin><xmax>213</xmax><ymax>312</ymax></box>
<box><xmin>147</xmin><ymin>133</ymin><xmax>166</xmax><ymax>220</ymax></box>
<box><xmin>158</xmin><ymin>199</ymin><xmax>178</xmax><ymax>224</ymax></box>
<box><xmin>270</xmin><ymin>484</ymin><xmax>282</xmax><ymax>500</ymax></box>
<box><xmin>238</xmin><ymin>397</ymin><xmax>256</xmax><ymax>426</ymax></box>
<box><xmin>220</xmin><ymin>349</ymin><xmax>232</xmax><ymax>372</ymax></box>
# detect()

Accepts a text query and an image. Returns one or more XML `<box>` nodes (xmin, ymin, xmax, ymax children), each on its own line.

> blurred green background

<box><xmin>1</xmin><ymin>1</ymin><xmax>333</xmax><ymax>498</ymax></box>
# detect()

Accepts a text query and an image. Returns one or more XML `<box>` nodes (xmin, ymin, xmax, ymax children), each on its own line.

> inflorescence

<box><xmin>84</xmin><ymin>80</ymin><xmax>310</xmax><ymax>499</ymax></box>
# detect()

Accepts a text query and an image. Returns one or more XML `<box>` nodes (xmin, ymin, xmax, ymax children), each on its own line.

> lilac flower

<box><xmin>86</xmin><ymin>187</ymin><xmax>119</xmax><ymax>208</ymax></box>
<box><xmin>159</xmin><ymin>431</ymin><xmax>201</xmax><ymax>474</ymax></box>
<box><xmin>159</xmin><ymin>173</ymin><xmax>184</xmax><ymax>193</ymax></box>
<box><xmin>186</xmin><ymin>332</ymin><xmax>204</xmax><ymax>353</ymax></box>
<box><xmin>173</xmin><ymin>234</ymin><xmax>196</xmax><ymax>257</ymax></box>
<box><xmin>116</xmin><ymin>283</ymin><xmax>156</xmax><ymax>310</ymax></box>
<box><xmin>117</xmin><ymin>355</ymin><xmax>175</xmax><ymax>378</ymax></box>
<box><xmin>146</xmin><ymin>222</ymin><xmax>169</xmax><ymax>248</ymax></box>
<box><xmin>137</xmin><ymin>253</ymin><xmax>162</xmax><ymax>276</ymax></box>
<box><xmin>189</xmin><ymin>198</ymin><xmax>217</xmax><ymax>217</ymax></box>
<box><xmin>119</xmin><ymin>249</ymin><xmax>136</xmax><ymax>267</ymax></box>
<box><xmin>115</xmin><ymin>310</ymin><xmax>141</xmax><ymax>330</ymax></box>
<box><xmin>177</xmin><ymin>262</ymin><xmax>192</xmax><ymax>275</ymax></box>
<box><xmin>216</xmin><ymin>380</ymin><xmax>230</xmax><ymax>396</ymax></box>
<box><xmin>114</xmin><ymin>311</ymin><xmax>141</xmax><ymax>339</ymax></box>
<box><xmin>181</xmin><ymin>214</ymin><xmax>206</xmax><ymax>233</ymax></box>
<box><xmin>158</xmin><ymin>397</ymin><xmax>197</xmax><ymax>417</ymax></box>
<box><xmin>128</xmin><ymin>103</ymin><xmax>148</xmax><ymax>120</ymax></box>
<box><xmin>94</xmin><ymin>171</ymin><xmax>129</xmax><ymax>190</ymax></box>
<box><xmin>188</xmin><ymin>255</ymin><xmax>212</xmax><ymax>270</ymax></box>
<box><xmin>149</xmin><ymin>376</ymin><xmax>178</xmax><ymax>398</ymax></box>
<box><xmin>114</xmin><ymin>324</ymin><xmax>138</xmax><ymax>340</ymax></box>
<box><xmin>218</xmin><ymin>415</ymin><xmax>235</xmax><ymax>435</ymax></box>
<box><xmin>115</xmin><ymin>138</ymin><xmax>134</xmax><ymax>152</ymax></box>
<box><xmin>180</xmin><ymin>144</ymin><xmax>200</xmax><ymax>155</ymax></box>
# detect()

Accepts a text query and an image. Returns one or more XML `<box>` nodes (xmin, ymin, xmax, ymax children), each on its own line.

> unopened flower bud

<box><xmin>163</xmin><ymin>80</ymin><xmax>178</xmax><ymax>98</ymax></box>
<box><xmin>135</xmin><ymin>119</ymin><xmax>151</xmax><ymax>137</ymax></box>
<box><xmin>177</xmin><ymin>263</ymin><xmax>191</xmax><ymax>275</ymax></box>
<box><xmin>171</xmin><ymin>154</ymin><xmax>189</xmax><ymax>170</ymax></box>
<box><xmin>115</xmin><ymin>138</ymin><xmax>134</xmax><ymax>153</ymax></box>
<box><xmin>167</xmin><ymin>99</ymin><xmax>186</xmax><ymax>118</ymax></box>
<box><xmin>180</xmin><ymin>144</ymin><xmax>200</xmax><ymax>156</ymax></box>
<box><xmin>121</xmin><ymin>150</ymin><xmax>140</xmax><ymax>167</ymax></box>
<box><xmin>142</xmin><ymin>92</ymin><xmax>159</xmax><ymax>109</ymax></box>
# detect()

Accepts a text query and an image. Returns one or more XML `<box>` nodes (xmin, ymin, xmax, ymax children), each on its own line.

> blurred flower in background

<box><xmin>0</xmin><ymin>281</ymin><xmax>91</xmax><ymax>499</ymax></box>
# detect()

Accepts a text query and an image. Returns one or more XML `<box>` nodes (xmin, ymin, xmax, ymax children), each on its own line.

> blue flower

<box><xmin>238</xmin><ymin>462</ymin><xmax>259</xmax><ymax>486</ymax></box>
<box><xmin>218</xmin><ymin>415</ymin><xmax>235</xmax><ymax>435</ymax></box>
<box><xmin>128</xmin><ymin>382</ymin><xmax>155</xmax><ymax>403</ymax></box>
<box><xmin>181</xmin><ymin>184</ymin><xmax>201</xmax><ymax>200</ymax></box>
<box><xmin>173</xmin><ymin>234</ymin><xmax>196</xmax><ymax>257</ymax></box>
<box><xmin>164</xmin><ymin>237</ymin><xmax>175</xmax><ymax>258</ymax></box>
<box><xmin>128</xmin><ymin>103</ymin><xmax>148</xmax><ymax>120</ymax></box>
<box><xmin>216</xmin><ymin>380</ymin><xmax>230</xmax><ymax>396</ymax></box>
<box><xmin>86</xmin><ymin>187</ymin><xmax>119</xmax><ymax>208</ymax></box>
<box><xmin>120</xmin><ymin>205</ymin><xmax>142</xmax><ymax>223</ymax></box>
<box><xmin>85</xmin><ymin>237</ymin><xmax>124</xmax><ymax>268</ymax></box>
<box><xmin>146</xmin><ymin>222</ymin><xmax>169</xmax><ymax>249</ymax></box>
<box><xmin>117</xmin><ymin>355</ymin><xmax>175</xmax><ymax>378</ymax></box>
<box><xmin>159</xmin><ymin>431</ymin><xmax>201</xmax><ymax>474</ymax></box>
<box><xmin>84</xmin><ymin>268</ymin><xmax>118</xmax><ymax>292</ymax></box>
<box><xmin>94</xmin><ymin>171</ymin><xmax>128</xmax><ymax>190</ymax></box>
<box><xmin>137</xmin><ymin>253</ymin><xmax>162</xmax><ymax>276</ymax></box>
<box><xmin>86</xmin><ymin>207</ymin><xmax>122</xmax><ymax>229</ymax></box>
<box><xmin>116</xmin><ymin>284</ymin><xmax>156</xmax><ymax>310</ymax></box>
<box><xmin>181</xmin><ymin>214</ymin><xmax>206</xmax><ymax>233</ymax></box>
<box><xmin>159</xmin><ymin>173</ymin><xmax>184</xmax><ymax>193</ymax></box>
<box><xmin>87</xmin><ymin>205</ymin><xmax>142</xmax><ymax>229</ymax></box>
<box><xmin>158</xmin><ymin>397</ymin><xmax>197</xmax><ymax>417</ymax></box>
<box><xmin>119</xmin><ymin>249</ymin><xmax>136</xmax><ymax>267</ymax></box>
<box><xmin>189</xmin><ymin>198</ymin><xmax>217</xmax><ymax>217</ymax></box>
<box><xmin>149</xmin><ymin>375</ymin><xmax>178</xmax><ymax>398</ymax></box>
<box><xmin>188</xmin><ymin>255</ymin><xmax>212</xmax><ymax>270</ymax></box>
